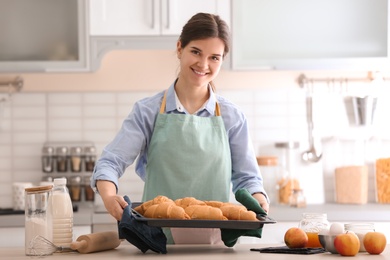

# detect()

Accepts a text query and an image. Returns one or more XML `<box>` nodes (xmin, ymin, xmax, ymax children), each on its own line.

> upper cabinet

<box><xmin>231</xmin><ymin>0</ymin><xmax>390</xmax><ymax>71</ymax></box>
<box><xmin>89</xmin><ymin>0</ymin><xmax>230</xmax><ymax>70</ymax></box>
<box><xmin>90</xmin><ymin>0</ymin><xmax>230</xmax><ymax>36</ymax></box>
<box><xmin>0</xmin><ymin>0</ymin><xmax>89</xmax><ymax>73</ymax></box>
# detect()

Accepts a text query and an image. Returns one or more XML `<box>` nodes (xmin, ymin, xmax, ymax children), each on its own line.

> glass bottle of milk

<box><xmin>51</xmin><ymin>178</ymin><xmax>73</xmax><ymax>247</ymax></box>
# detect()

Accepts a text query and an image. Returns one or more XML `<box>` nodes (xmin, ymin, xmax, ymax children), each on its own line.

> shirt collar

<box><xmin>165</xmin><ymin>82</ymin><xmax>217</xmax><ymax>115</ymax></box>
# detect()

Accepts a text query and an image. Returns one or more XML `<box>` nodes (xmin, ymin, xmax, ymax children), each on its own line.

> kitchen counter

<box><xmin>2</xmin><ymin>203</ymin><xmax>390</xmax><ymax>228</ymax></box>
<box><xmin>1</xmin><ymin>243</ymin><xmax>389</xmax><ymax>259</ymax></box>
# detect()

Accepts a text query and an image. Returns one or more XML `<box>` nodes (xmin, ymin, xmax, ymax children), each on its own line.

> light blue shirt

<box><xmin>92</xmin><ymin>82</ymin><xmax>267</xmax><ymax>198</ymax></box>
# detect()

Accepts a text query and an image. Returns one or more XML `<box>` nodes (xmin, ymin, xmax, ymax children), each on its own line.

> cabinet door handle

<box><xmin>151</xmin><ymin>0</ymin><xmax>155</xmax><ymax>29</ymax></box>
<box><xmin>166</xmin><ymin>0</ymin><xmax>170</xmax><ymax>29</ymax></box>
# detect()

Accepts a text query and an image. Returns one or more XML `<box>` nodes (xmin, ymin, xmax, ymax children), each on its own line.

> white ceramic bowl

<box><xmin>318</xmin><ymin>234</ymin><xmax>338</xmax><ymax>254</ymax></box>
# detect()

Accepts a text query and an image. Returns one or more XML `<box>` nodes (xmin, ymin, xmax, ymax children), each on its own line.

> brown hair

<box><xmin>179</xmin><ymin>13</ymin><xmax>231</xmax><ymax>57</ymax></box>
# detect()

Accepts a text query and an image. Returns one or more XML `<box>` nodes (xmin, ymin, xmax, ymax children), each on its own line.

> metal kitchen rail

<box><xmin>0</xmin><ymin>76</ymin><xmax>23</xmax><ymax>93</ymax></box>
<box><xmin>297</xmin><ymin>72</ymin><xmax>387</xmax><ymax>94</ymax></box>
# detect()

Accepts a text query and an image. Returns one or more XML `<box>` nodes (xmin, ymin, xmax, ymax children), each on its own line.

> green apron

<box><xmin>142</xmin><ymin>90</ymin><xmax>232</xmax><ymax>243</ymax></box>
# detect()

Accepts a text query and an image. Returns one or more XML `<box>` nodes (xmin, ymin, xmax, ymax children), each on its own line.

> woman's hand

<box><xmin>252</xmin><ymin>192</ymin><xmax>270</xmax><ymax>213</ymax></box>
<box><xmin>96</xmin><ymin>180</ymin><xmax>128</xmax><ymax>221</ymax></box>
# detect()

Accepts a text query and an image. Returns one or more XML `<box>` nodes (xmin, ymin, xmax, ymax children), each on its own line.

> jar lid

<box><xmin>56</xmin><ymin>146</ymin><xmax>68</xmax><ymax>155</ymax></box>
<box><xmin>70</xmin><ymin>146</ymin><xmax>82</xmax><ymax>155</ymax></box>
<box><xmin>257</xmin><ymin>156</ymin><xmax>278</xmax><ymax>166</ymax></box>
<box><xmin>275</xmin><ymin>142</ymin><xmax>300</xmax><ymax>149</ymax></box>
<box><xmin>84</xmin><ymin>146</ymin><xmax>96</xmax><ymax>155</ymax></box>
<box><xmin>42</xmin><ymin>146</ymin><xmax>54</xmax><ymax>155</ymax></box>
<box><xmin>25</xmin><ymin>185</ymin><xmax>53</xmax><ymax>193</ymax></box>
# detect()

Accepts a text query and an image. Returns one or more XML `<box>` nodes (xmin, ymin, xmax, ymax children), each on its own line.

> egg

<box><xmin>329</xmin><ymin>222</ymin><xmax>345</xmax><ymax>235</ymax></box>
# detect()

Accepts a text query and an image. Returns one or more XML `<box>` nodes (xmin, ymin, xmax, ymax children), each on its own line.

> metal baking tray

<box><xmin>131</xmin><ymin>209</ymin><xmax>276</xmax><ymax>229</ymax></box>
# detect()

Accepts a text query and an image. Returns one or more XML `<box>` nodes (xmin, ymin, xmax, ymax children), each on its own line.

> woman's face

<box><xmin>177</xmin><ymin>37</ymin><xmax>225</xmax><ymax>88</ymax></box>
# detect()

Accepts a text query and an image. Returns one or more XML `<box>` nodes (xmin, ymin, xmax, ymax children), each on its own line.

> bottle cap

<box><xmin>54</xmin><ymin>177</ymin><xmax>67</xmax><ymax>185</ymax></box>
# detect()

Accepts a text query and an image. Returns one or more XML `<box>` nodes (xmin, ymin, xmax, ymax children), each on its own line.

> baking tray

<box><xmin>131</xmin><ymin>209</ymin><xmax>276</xmax><ymax>230</ymax></box>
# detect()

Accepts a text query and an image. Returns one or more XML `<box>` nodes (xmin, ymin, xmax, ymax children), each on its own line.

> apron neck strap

<box><xmin>159</xmin><ymin>90</ymin><xmax>221</xmax><ymax>116</ymax></box>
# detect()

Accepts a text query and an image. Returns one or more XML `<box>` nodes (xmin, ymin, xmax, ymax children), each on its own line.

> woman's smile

<box><xmin>191</xmin><ymin>68</ymin><xmax>208</xmax><ymax>76</ymax></box>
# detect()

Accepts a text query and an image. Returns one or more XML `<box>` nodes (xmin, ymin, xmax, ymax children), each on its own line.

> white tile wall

<box><xmin>0</xmin><ymin>86</ymin><xmax>389</xmax><ymax>209</ymax></box>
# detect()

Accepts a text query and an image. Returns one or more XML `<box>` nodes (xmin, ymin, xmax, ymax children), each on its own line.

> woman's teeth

<box><xmin>193</xmin><ymin>69</ymin><xmax>206</xmax><ymax>76</ymax></box>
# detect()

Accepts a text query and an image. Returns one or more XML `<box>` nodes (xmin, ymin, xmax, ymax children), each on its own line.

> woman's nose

<box><xmin>197</xmin><ymin>58</ymin><xmax>208</xmax><ymax>68</ymax></box>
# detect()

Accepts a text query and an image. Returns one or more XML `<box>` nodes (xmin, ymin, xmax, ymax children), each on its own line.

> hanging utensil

<box><xmin>302</xmin><ymin>81</ymin><xmax>322</xmax><ymax>163</ymax></box>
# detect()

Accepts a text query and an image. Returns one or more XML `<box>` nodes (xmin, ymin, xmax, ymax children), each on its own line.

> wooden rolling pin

<box><xmin>70</xmin><ymin>231</ymin><xmax>121</xmax><ymax>254</ymax></box>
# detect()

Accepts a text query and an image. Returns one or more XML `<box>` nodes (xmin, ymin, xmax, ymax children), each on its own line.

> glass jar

<box><xmin>298</xmin><ymin>213</ymin><xmax>330</xmax><ymax>248</ymax></box>
<box><xmin>84</xmin><ymin>146</ymin><xmax>96</xmax><ymax>172</ymax></box>
<box><xmin>70</xmin><ymin>146</ymin><xmax>82</xmax><ymax>172</ymax></box>
<box><xmin>275</xmin><ymin>142</ymin><xmax>300</xmax><ymax>205</ymax></box>
<box><xmin>345</xmin><ymin>223</ymin><xmax>375</xmax><ymax>252</ymax></box>
<box><xmin>56</xmin><ymin>146</ymin><xmax>69</xmax><ymax>172</ymax></box>
<box><xmin>69</xmin><ymin>176</ymin><xmax>81</xmax><ymax>202</ymax></box>
<box><xmin>83</xmin><ymin>176</ymin><xmax>95</xmax><ymax>202</ymax></box>
<box><xmin>41</xmin><ymin>146</ymin><xmax>54</xmax><ymax>173</ymax></box>
<box><xmin>257</xmin><ymin>156</ymin><xmax>279</xmax><ymax>204</ymax></box>
<box><xmin>25</xmin><ymin>185</ymin><xmax>53</xmax><ymax>256</ymax></box>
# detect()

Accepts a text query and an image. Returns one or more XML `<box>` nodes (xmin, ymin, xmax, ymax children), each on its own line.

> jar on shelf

<box><xmin>298</xmin><ymin>212</ymin><xmax>330</xmax><ymax>248</ymax></box>
<box><xmin>56</xmin><ymin>146</ymin><xmax>69</xmax><ymax>172</ymax></box>
<box><xmin>257</xmin><ymin>156</ymin><xmax>280</xmax><ymax>204</ymax></box>
<box><xmin>41</xmin><ymin>146</ymin><xmax>55</xmax><ymax>173</ymax></box>
<box><xmin>70</xmin><ymin>146</ymin><xmax>82</xmax><ymax>172</ymax></box>
<box><xmin>69</xmin><ymin>176</ymin><xmax>81</xmax><ymax>202</ymax></box>
<box><xmin>83</xmin><ymin>176</ymin><xmax>95</xmax><ymax>202</ymax></box>
<box><xmin>345</xmin><ymin>223</ymin><xmax>375</xmax><ymax>252</ymax></box>
<box><xmin>84</xmin><ymin>146</ymin><xmax>96</xmax><ymax>172</ymax></box>
<box><xmin>275</xmin><ymin>142</ymin><xmax>300</xmax><ymax>205</ymax></box>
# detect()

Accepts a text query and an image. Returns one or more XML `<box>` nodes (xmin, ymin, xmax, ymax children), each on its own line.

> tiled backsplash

<box><xmin>1</xmin><ymin>86</ymin><xmax>389</xmax><ymax>208</ymax></box>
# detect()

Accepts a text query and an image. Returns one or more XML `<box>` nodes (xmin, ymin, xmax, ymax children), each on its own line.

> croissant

<box><xmin>134</xmin><ymin>195</ymin><xmax>174</xmax><ymax>215</ymax></box>
<box><xmin>204</xmin><ymin>200</ymin><xmax>225</xmax><ymax>208</ymax></box>
<box><xmin>185</xmin><ymin>205</ymin><xmax>227</xmax><ymax>220</ymax></box>
<box><xmin>220</xmin><ymin>205</ymin><xmax>258</xmax><ymax>221</ymax></box>
<box><xmin>143</xmin><ymin>202</ymin><xmax>190</xmax><ymax>219</ymax></box>
<box><xmin>175</xmin><ymin>197</ymin><xmax>206</xmax><ymax>209</ymax></box>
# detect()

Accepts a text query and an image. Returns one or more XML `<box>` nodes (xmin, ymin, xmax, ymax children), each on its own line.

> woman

<box><xmin>92</xmin><ymin>13</ymin><xmax>269</xmax><ymax>243</ymax></box>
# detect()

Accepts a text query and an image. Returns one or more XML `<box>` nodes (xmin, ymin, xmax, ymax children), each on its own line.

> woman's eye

<box><xmin>212</xmin><ymin>56</ymin><xmax>220</xmax><ymax>62</ymax></box>
<box><xmin>191</xmin><ymin>50</ymin><xmax>200</xmax><ymax>55</ymax></box>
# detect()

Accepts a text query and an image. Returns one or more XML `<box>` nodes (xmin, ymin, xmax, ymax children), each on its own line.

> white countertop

<box><xmin>1</xmin><ymin>243</ymin><xmax>389</xmax><ymax>259</ymax></box>
<box><xmin>2</xmin><ymin>203</ymin><xmax>390</xmax><ymax>228</ymax></box>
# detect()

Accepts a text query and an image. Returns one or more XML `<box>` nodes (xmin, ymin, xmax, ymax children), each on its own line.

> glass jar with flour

<box><xmin>25</xmin><ymin>185</ymin><xmax>53</xmax><ymax>256</ymax></box>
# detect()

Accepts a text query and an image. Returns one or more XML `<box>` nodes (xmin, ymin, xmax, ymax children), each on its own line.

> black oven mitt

<box><xmin>220</xmin><ymin>188</ymin><xmax>267</xmax><ymax>247</ymax></box>
<box><xmin>118</xmin><ymin>195</ymin><xmax>167</xmax><ymax>254</ymax></box>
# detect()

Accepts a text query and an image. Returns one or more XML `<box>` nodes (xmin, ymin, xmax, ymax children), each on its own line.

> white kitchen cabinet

<box><xmin>90</xmin><ymin>0</ymin><xmax>230</xmax><ymax>36</ymax></box>
<box><xmin>89</xmin><ymin>0</ymin><xmax>230</xmax><ymax>70</ymax></box>
<box><xmin>0</xmin><ymin>0</ymin><xmax>89</xmax><ymax>73</ymax></box>
<box><xmin>231</xmin><ymin>0</ymin><xmax>390</xmax><ymax>71</ymax></box>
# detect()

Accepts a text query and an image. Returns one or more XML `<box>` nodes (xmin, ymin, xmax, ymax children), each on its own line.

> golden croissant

<box><xmin>185</xmin><ymin>205</ymin><xmax>227</xmax><ymax>220</ymax></box>
<box><xmin>220</xmin><ymin>205</ymin><xmax>258</xmax><ymax>221</ymax></box>
<box><xmin>134</xmin><ymin>195</ymin><xmax>174</xmax><ymax>215</ymax></box>
<box><xmin>175</xmin><ymin>197</ymin><xmax>206</xmax><ymax>208</ymax></box>
<box><xmin>204</xmin><ymin>200</ymin><xmax>225</xmax><ymax>208</ymax></box>
<box><xmin>143</xmin><ymin>202</ymin><xmax>190</xmax><ymax>220</ymax></box>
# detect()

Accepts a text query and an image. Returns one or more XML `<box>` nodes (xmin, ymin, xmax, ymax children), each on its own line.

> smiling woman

<box><xmin>91</xmin><ymin>12</ymin><xmax>269</xmax><ymax>249</ymax></box>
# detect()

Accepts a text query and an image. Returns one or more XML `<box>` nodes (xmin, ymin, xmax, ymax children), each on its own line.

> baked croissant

<box><xmin>134</xmin><ymin>195</ymin><xmax>174</xmax><ymax>215</ymax></box>
<box><xmin>185</xmin><ymin>205</ymin><xmax>227</xmax><ymax>220</ymax></box>
<box><xmin>220</xmin><ymin>205</ymin><xmax>258</xmax><ymax>221</ymax></box>
<box><xmin>143</xmin><ymin>202</ymin><xmax>190</xmax><ymax>220</ymax></box>
<box><xmin>204</xmin><ymin>200</ymin><xmax>225</xmax><ymax>208</ymax></box>
<box><xmin>175</xmin><ymin>197</ymin><xmax>206</xmax><ymax>208</ymax></box>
